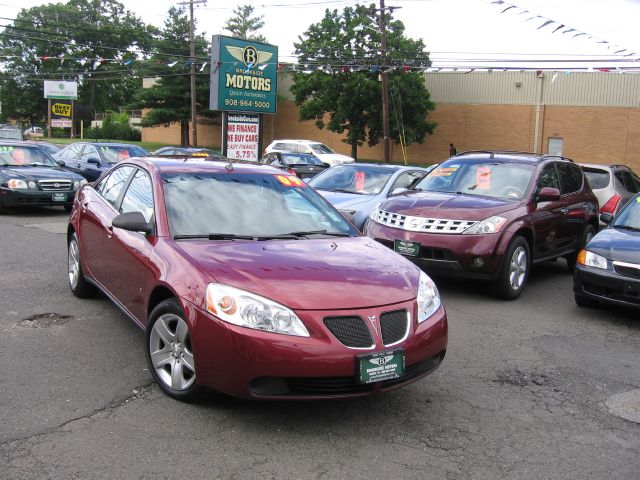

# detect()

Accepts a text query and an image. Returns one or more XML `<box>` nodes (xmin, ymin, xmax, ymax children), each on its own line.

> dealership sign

<box><xmin>210</xmin><ymin>35</ymin><xmax>277</xmax><ymax>114</ymax></box>
<box><xmin>44</xmin><ymin>80</ymin><xmax>78</xmax><ymax>100</ymax></box>
<box><xmin>223</xmin><ymin>113</ymin><xmax>261</xmax><ymax>161</ymax></box>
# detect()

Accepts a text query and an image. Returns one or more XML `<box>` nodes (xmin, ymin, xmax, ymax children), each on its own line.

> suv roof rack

<box><xmin>540</xmin><ymin>154</ymin><xmax>575</xmax><ymax>163</ymax></box>
<box><xmin>453</xmin><ymin>150</ymin><xmax>540</xmax><ymax>159</ymax></box>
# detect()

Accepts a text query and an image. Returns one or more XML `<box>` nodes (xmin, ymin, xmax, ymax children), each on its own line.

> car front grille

<box><xmin>613</xmin><ymin>261</ymin><xmax>640</xmax><ymax>280</ymax></box>
<box><xmin>375</xmin><ymin>209</ymin><xmax>476</xmax><ymax>234</ymax></box>
<box><xmin>374</xmin><ymin>238</ymin><xmax>456</xmax><ymax>261</ymax></box>
<box><xmin>323</xmin><ymin>316</ymin><xmax>374</xmax><ymax>348</ymax></box>
<box><xmin>380</xmin><ymin>310</ymin><xmax>409</xmax><ymax>346</ymax></box>
<box><xmin>39</xmin><ymin>179</ymin><xmax>72</xmax><ymax>191</ymax></box>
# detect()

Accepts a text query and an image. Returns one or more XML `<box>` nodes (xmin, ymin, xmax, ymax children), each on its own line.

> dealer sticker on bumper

<box><xmin>52</xmin><ymin>192</ymin><xmax>67</xmax><ymax>201</ymax></box>
<box><xmin>394</xmin><ymin>239</ymin><xmax>420</xmax><ymax>257</ymax></box>
<box><xmin>357</xmin><ymin>350</ymin><xmax>405</xmax><ymax>384</ymax></box>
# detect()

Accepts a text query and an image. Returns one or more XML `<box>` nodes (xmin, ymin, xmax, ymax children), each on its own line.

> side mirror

<box><xmin>537</xmin><ymin>187</ymin><xmax>561</xmax><ymax>202</ymax></box>
<box><xmin>390</xmin><ymin>187</ymin><xmax>408</xmax><ymax>196</ymax></box>
<box><xmin>112</xmin><ymin>212</ymin><xmax>152</xmax><ymax>234</ymax></box>
<box><xmin>56</xmin><ymin>160</ymin><xmax>66</xmax><ymax>167</ymax></box>
<box><xmin>87</xmin><ymin>158</ymin><xmax>101</xmax><ymax>166</ymax></box>
<box><xmin>600</xmin><ymin>212</ymin><xmax>613</xmax><ymax>225</ymax></box>
<box><xmin>339</xmin><ymin>210</ymin><xmax>356</xmax><ymax>225</ymax></box>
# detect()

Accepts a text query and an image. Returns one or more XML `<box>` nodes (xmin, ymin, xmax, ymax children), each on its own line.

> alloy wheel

<box><xmin>509</xmin><ymin>246</ymin><xmax>528</xmax><ymax>290</ymax></box>
<box><xmin>149</xmin><ymin>314</ymin><xmax>196</xmax><ymax>391</ymax></box>
<box><xmin>68</xmin><ymin>237</ymin><xmax>80</xmax><ymax>289</ymax></box>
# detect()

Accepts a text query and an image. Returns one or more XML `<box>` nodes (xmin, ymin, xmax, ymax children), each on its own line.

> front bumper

<box><xmin>574</xmin><ymin>265</ymin><xmax>640</xmax><ymax>310</ymax></box>
<box><xmin>366</xmin><ymin>220</ymin><xmax>503</xmax><ymax>279</ymax></box>
<box><xmin>187</xmin><ymin>298</ymin><xmax>448</xmax><ymax>400</ymax></box>
<box><xmin>0</xmin><ymin>188</ymin><xmax>75</xmax><ymax>208</ymax></box>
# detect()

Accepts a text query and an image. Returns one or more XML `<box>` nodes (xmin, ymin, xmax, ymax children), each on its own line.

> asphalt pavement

<box><xmin>1</xmin><ymin>207</ymin><xmax>638</xmax><ymax>479</ymax></box>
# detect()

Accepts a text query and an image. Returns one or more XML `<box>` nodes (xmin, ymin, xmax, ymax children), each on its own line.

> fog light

<box><xmin>472</xmin><ymin>257</ymin><xmax>484</xmax><ymax>267</ymax></box>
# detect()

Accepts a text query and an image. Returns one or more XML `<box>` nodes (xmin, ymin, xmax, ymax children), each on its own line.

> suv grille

<box><xmin>613</xmin><ymin>261</ymin><xmax>640</xmax><ymax>280</ymax></box>
<box><xmin>376</xmin><ymin>209</ymin><xmax>476</xmax><ymax>234</ymax></box>
<box><xmin>324</xmin><ymin>316</ymin><xmax>374</xmax><ymax>348</ymax></box>
<box><xmin>39</xmin><ymin>179</ymin><xmax>72</xmax><ymax>191</ymax></box>
<box><xmin>380</xmin><ymin>310</ymin><xmax>409</xmax><ymax>345</ymax></box>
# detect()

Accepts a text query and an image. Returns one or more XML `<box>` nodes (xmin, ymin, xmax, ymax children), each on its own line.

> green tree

<box><xmin>130</xmin><ymin>7</ymin><xmax>211</xmax><ymax>146</ymax></box>
<box><xmin>0</xmin><ymin>0</ymin><xmax>153</xmax><ymax>126</ymax></box>
<box><xmin>291</xmin><ymin>4</ymin><xmax>436</xmax><ymax>160</ymax></box>
<box><xmin>224</xmin><ymin>4</ymin><xmax>266</xmax><ymax>42</ymax></box>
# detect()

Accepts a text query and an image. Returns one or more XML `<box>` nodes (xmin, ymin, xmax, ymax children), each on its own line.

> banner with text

<box><xmin>223</xmin><ymin>113</ymin><xmax>261</xmax><ymax>161</ymax></box>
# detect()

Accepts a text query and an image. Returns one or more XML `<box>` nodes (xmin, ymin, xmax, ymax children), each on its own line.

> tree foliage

<box><xmin>130</xmin><ymin>7</ymin><xmax>211</xmax><ymax>146</ymax></box>
<box><xmin>291</xmin><ymin>4</ymin><xmax>436</xmax><ymax>159</ymax></box>
<box><xmin>0</xmin><ymin>0</ymin><xmax>153</xmax><ymax>126</ymax></box>
<box><xmin>224</xmin><ymin>4</ymin><xmax>266</xmax><ymax>43</ymax></box>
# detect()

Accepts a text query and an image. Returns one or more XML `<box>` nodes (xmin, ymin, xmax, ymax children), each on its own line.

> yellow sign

<box><xmin>51</xmin><ymin>103</ymin><xmax>72</xmax><ymax>117</ymax></box>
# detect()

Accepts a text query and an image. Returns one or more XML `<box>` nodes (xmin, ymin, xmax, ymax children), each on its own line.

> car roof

<box><xmin>451</xmin><ymin>150</ymin><xmax>575</xmax><ymax>164</ymax></box>
<box><xmin>129</xmin><ymin>156</ymin><xmax>280</xmax><ymax>175</ymax></box>
<box><xmin>271</xmin><ymin>140</ymin><xmax>321</xmax><ymax>145</ymax></box>
<box><xmin>71</xmin><ymin>142</ymin><xmax>143</xmax><ymax>148</ymax></box>
<box><xmin>580</xmin><ymin>163</ymin><xmax>630</xmax><ymax>171</ymax></box>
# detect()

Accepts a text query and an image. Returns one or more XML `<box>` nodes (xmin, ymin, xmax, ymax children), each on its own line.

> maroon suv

<box><xmin>365</xmin><ymin>151</ymin><xmax>599</xmax><ymax>299</ymax></box>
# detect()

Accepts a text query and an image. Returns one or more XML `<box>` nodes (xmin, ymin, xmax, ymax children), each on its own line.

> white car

<box><xmin>264</xmin><ymin>139</ymin><xmax>355</xmax><ymax>167</ymax></box>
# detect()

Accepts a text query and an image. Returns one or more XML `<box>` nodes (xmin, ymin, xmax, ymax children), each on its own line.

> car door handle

<box><xmin>106</xmin><ymin>224</ymin><xmax>114</xmax><ymax>237</ymax></box>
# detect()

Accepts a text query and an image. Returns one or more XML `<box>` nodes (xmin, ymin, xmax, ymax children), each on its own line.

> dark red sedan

<box><xmin>67</xmin><ymin>157</ymin><xmax>447</xmax><ymax>400</ymax></box>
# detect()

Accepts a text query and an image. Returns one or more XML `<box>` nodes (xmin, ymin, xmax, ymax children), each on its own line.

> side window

<box><xmin>68</xmin><ymin>144</ymin><xmax>83</xmax><ymax>161</ymax></box>
<box><xmin>81</xmin><ymin>145</ymin><xmax>99</xmax><ymax>163</ymax></box>
<box><xmin>283</xmin><ymin>143</ymin><xmax>298</xmax><ymax>152</ymax></box>
<box><xmin>99</xmin><ymin>166</ymin><xmax>135</xmax><ymax>208</ymax></box>
<box><xmin>628</xmin><ymin>172</ymin><xmax>640</xmax><ymax>193</ymax></box>
<box><xmin>557</xmin><ymin>162</ymin><xmax>582</xmax><ymax>195</ymax></box>
<box><xmin>120</xmin><ymin>169</ymin><xmax>154</xmax><ymax>223</ymax></box>
<box><xmin>616</xmin><ymin>171</ymin><xmax>640</xmax><ymax>194</ymax></box>
<box><xmin>390</xmin><ymin>171</ymin><xmax>427</xmax><ymax>192</ymax></box>
<box><xmin>537</xmin><ymin>164</ymin><xmax>560</xmax><ymax>191</ymax></box>
<box><xmin>262</xmin><ymin>153</ymin><xmax>276</xmax><ymax>164</ymax></box>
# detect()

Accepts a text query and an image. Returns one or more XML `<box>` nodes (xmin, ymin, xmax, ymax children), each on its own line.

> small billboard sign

<box><xmin>44</xmin><ymin>80</ymin><xmax>78</xmax><ymax>100</ymax></box>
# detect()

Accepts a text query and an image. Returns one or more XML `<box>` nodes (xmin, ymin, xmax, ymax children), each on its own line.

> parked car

<box><xmin>23</xmin><ymin>126</ymin><xmax>44</xmax><ymax>138</ymax></box>
<box><xmin>309</xmin><ymin>163</ymin><xmax>435</xmax><ymax>231</ymax></box>
<box><xmin>574</xmin><ymin>193</ymin><xmax>640</xmax><ymax>310</ymax></box>
<box><xmin>265</xmin><ymin>139</ymin><xmax>355</xmax><ymax>167</ymax></box>
<box><xmin>581</xmin><ymin>163</ymin><xmax>640</xmax><ymax>221</ymax></box>
<box><xmin>151</xmin><ymin>147</ymin><xmax>223</xmax><ymax>159</ymax></box>
<box><xmin>55</xmin><ymin>142</ymin><xmax>149</xmax><ymax>181</ymax></box>
<box><xmin>261</xmin><ymin>152</ymin><xmax>328</xmax><ymax>179</ymax></box>
<box><xmin>0</xmin><ymin>126</ymin><xmax>23</xmax><ymax>141</ymax></box>
<box><xmin>67</xmin><ymin>157</ymin><xmax>447</xmax><ymax>400</ymax></box>
<box><xmin>365</xmin><ymin>151</ymin><xmax>599</xmax><ymax>299</ymax></box>
<box><xmin>0</xmin><ymin>143</ymin><xmax>87</xmax><ymax>213</ymax></box>
<box><xmin>28</xmin><ymin>141</ymin><xmax>61</xmax><ymax>156</ymax></box>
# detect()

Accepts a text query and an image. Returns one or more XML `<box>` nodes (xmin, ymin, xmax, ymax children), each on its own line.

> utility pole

<box><xmin>379</xmin><ymin>0</ymin><xmax>396</xmax><ymax>163</ymax></box>
<box><xmin>178</xmin><ymin>0</ymin><xmax>206</xmax><ymax>147</ymax></box>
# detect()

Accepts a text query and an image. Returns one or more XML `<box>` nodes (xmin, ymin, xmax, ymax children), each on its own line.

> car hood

<box><xmin>0</xmin><ymin>165</ymin><xmax>82</xmax><ymax>181</ymax></box>
<box><xmin>587</xmin><ymin>227</ymin><xmax>640</xmax><ymax>264</ymax></box>
<box><xmin>316</xmin><ymin>153</ymin><xmax>355</xmax><ymax>164</ymax></box>
<box><xmin>316</xmin><ymin>190</ymin><xmax>376</xmax><ymax>209</ymax></box>
<box><xmin>381</xmin><ymin>191</ymin><xmax>518</xmax><ymax>221</ymax></box>
<box><xmin>176</xmin><ymin>236</ymin><xmax>419</xmax><ymax>310</ymax></box>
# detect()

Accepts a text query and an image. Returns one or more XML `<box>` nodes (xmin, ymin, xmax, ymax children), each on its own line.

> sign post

<box><xmin>44</xmin><ymin>80</ymin><xmax>78</xmax><ymax>138</ymax></box>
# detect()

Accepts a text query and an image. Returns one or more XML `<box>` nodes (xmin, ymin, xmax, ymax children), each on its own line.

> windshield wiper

<box><xmin>613</xmin><ymin>225</ymin><xmax>640</xmax><ymax>232</ymax></box>
<box><xmin>285</xmin><ymin>230</ymin><xmax>351</xmax><ymax>238</ymax></box>
<box><xmin>329</xmin><ymin>188</ymin><xmax>364</xmax><ymax>195</ymax></box>
<box><xmin>173</xmin><ymin>233</ymin><xmax>257</xmax><ymax>241</ymax></box>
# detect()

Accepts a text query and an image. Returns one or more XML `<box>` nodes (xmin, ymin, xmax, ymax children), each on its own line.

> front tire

<box><xmin>68</xmin><ymin>233</ymin><xmax>98</xmax><ymax>298</ymax></box>
<box><xmin>146</xmin><ymin>299</ymin><xmax>201</xmax><ymax>401</ymax></box>
<box><xmin>494</xmin><ymin>236</ymin><xmax>530</xmax><ymax>300</ymax></box>
<box><xmin>566</xmin><ymin>224</ymin><xmax>596</xmax><ymax>272</ymax></box>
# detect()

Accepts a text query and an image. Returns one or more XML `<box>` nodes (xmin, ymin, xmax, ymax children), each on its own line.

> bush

<box><xmin>86</xmin><ymin>111</ymin><xmax>141</xmax><ymax>141</ymax></box>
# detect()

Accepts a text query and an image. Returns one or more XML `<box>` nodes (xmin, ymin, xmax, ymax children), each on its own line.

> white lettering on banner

<box><xmin>226</xmin><ymin>113</ymin><xmax>260</xmax><ymax>161</ymax></box>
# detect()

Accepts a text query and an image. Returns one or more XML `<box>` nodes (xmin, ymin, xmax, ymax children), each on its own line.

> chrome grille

<box><xmin>375</xmin><ymin>209</ymin><xmax>476</xmax><ymax>234</ymax></box>
<box><xmin>613</xmin><ymin>261</ymin><xmax>640</xmax><ymax>280</ymax></box>
<box><xmin>39</xmin><ymin>179</ymin><xmax>72</xmax><ymax>191</ymax></box>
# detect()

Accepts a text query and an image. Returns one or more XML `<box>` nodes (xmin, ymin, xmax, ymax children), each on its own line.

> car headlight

<box><xmin>205</xmin><ymin>283</ymin><xmax>310</xmax><ymax>337</ymax></box>
<box><xmin>577</xmin><ymin>250</ymin><xmax>608</xmax><ymax>270</ymax></box>
<box><xmin>417</xmin><ymin>271</ymin><xmax>441</xmax><ymax>323</ymax></box>
<box><xmin>369</xmin><ymin>203</ymin><xmax>383</xmax><ymax>222</ymax></box>
<box><xmin>7</xmin><ymin>179</ymin><xmax>28</xmax><ymax>189</ymax></box>
<box><xmin>463</xmin><ymin>215</ymin><xmax>507</xmax><ymax>234</ymax></box>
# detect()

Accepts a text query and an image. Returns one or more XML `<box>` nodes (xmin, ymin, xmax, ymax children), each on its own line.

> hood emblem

<box><xmin>367</xmin><ymin>315</ymin><xmax>376</xmax><ymax>326</ymax></box>
<box><xmin>54</xmin><ymin>183</ymin><xmax>60</xmax><ymax>188</ymax></box>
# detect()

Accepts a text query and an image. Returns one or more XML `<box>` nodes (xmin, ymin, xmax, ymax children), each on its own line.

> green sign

<box><xmin>210</xmin><ymin>35</ymin><xmax>278</xmax><ymax>115</ymax></box>
<box><xmin>358</xmin><ymin>350</ymin><xmax>405</xmax><ymax>384</ymax></box>
<box><xmin>394</xmin><ymin>239</ymin><xmax>421</xmax><ymax>257</ymax></box>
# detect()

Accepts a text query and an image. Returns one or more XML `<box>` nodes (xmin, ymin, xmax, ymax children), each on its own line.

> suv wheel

<box><xmin>566</xmin><ymin>225</ymin><xmax>596</xmax><ymax>272</ymax></box>
<box><xmin>494</xmin><ymin>236</ymin><xmax>530</xmax><ymax>300</ymax></box>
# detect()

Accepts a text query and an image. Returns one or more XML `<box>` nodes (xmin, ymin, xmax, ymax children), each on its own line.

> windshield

<box><xmin>99</xmin><ymin>145</ymin><xmax>149</xmax><ymax>164</ymax></box>
<box><xmin>308</xmin><ymin>165</ymin><xmax>396</xmax><ymax>195</ymax></box>
<box><xmin>281</xmin><ymin>154</ymin><xmax>322</xmax><ymax>166</ymax></box>
<box><xmin>162</xmin><ymin>172</ymin><xmax>357</xmax><ymax>238</ymax></box>
<box><xmin>310</xmin><ymin>143</ymin><xmax>335</xmax><ymax>155</ymax></box>
<box><xmin>0</xmin><ymin>145</ymin><xmax>59</xmax><ymax>167</ymax></box>
<box><xmin>583</xmin><ymin>168</ymin><xmax>610</xmax><ymax>189</ymax></box>
<box><xmin>612</xmin><ymin>196</ymin><xmax>640</xmax><ymax>230</ymax></box>
<box><xmin>415</xmin><ymin>160</ymin><xmax>535</xmax><ymax>201</ymax></box>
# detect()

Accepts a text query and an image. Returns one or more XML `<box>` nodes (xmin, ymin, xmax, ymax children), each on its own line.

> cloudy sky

<box><xmin>1</xmin><ymin>0</ymin><xmax>639</xmax><ymax>70</ymax></box>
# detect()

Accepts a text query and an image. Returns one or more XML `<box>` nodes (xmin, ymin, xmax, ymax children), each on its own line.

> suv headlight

<box><xmin>73</xmin><ymin>179</ymin><xmax>88</xmax><ymax>190</ymax></box>
<box><xmin>369</xmin><ymin>203</ymin><xmax>383</xmax><ymax>223</ymax></box>
<box><xmin>205</xmin><ymin>283</ymin><xmax>309</xmax><ymax>337</ymax></box>
<box><xmin>417</xmin><ymin>271</ymin><xmax>441</xmax><ymax>323</ymax></box>
<box><xmin>7</xmin><ymin>179</ymin><xmax>28</xmax><ymax>189</ymax></box>
<box><xmin>577</xmin><ymin>250</ymin><xmax>608</xmax><ymax>270</ymax></box>
<box><xmin>463</xmin><ymin>215</ymin><xmax>507</xmax><ymax>234</ymax></box>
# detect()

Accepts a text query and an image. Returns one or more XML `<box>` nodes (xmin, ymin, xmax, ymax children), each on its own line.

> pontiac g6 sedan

<box><xmin>67</xmin><ymin>157</ymin><xmax>447</xmax><ymax>401</ymax></box>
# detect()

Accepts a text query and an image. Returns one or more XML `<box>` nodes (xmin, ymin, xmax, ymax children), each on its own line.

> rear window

<box><xmin>583</xmin><ymin>168</ymin><xmax>610</xmax><ymax>189</ymax></box>
<box><xmin>310</xmin><ymin>143</ymin><xmax>335</xmax><ymax>155</ymax></box>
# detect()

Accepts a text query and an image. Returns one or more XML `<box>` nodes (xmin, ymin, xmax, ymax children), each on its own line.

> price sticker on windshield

<box><xmin>476</xmin><ymin>166</ymin><xmax>491</xmax><ymax>189</ymax></box>
<box><xmin>275</xmin><ymin>175</ymin><xmax>305</xmax><ymax>187</ymax></box>
<box><xmin>354</xmin><ymin>171</ymin><xmax>366</xmax><ymax>191</ymax></box>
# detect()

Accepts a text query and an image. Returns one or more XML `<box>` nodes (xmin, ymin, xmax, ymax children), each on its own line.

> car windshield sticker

<box><xmin>355</xmin><ymin>171</ymin><xmax>366</xmax><ymax>191</ymax></box>
<box><xmin>0</xmin><ymin>146</ymin><xmax>15</xmax><ymax>151</ymax></box>
<box><xmin>275</xmin><ymin>175</ymin><xmax>304</xmax><ymax>187</ymax></box>
<box><xmin>430</xmin><ymin>166</ymin><xmax>458</xmax><ymax>177</ymax></box>
<box><xmin>637</xmin><ymin>196</ymin><xmax>640</xmax><ymax>203</ymax></box>
<box><xmin>476</xmin><ymin>166</ymin><xmax>491</xmax><ymax>189</ymax></box>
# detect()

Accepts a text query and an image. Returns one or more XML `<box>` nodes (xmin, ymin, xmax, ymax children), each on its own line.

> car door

<box><xmin>79</xmin><ymin>145</ymin><xmax>103</xmax><ymax>181</ymax></box>
<box><xmin>63</xmin><ymin>144</ymin><xmax>84</xmax><ymax>174</ymax></box>
<box><xmin>555</xmin><ymin>161</ymin><xmax>588</xmax><ymax>250</ymax></box>
<box><xmin>102</xmin><ymin>168</ymin><xmax>155</xmax><ymax>321</ymax></box>
<box><xmin>79</xmin><ymin>165</ymin><xmax>136</xmax><ymax>287</ymax></box>
<box><xmin>531</xmin><ymin>163</ymin><xmax>565</xmax><ymax>258</ymax></box>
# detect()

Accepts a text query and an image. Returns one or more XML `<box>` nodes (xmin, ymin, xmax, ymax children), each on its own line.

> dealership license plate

<box><xmin>394</xmin><ymin>239</ymin><xmax>420</xmax><ymax>257</ymax></box>
<box><xmin>51</xmin><ymin>193</ymin><xmax>67</xmax><ymax>202</ymax></box>
<box><xmin>357</xmin><ymin>350</ymin><xmax>405</xmax><ymax>384</ymax></box>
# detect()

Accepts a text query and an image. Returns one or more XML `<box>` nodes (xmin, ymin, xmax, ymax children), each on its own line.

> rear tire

<box><xmin>575</xmin><ymin>294</ymin><xmax>599</xmax><ymax>308</ymax></box>
<box><xmin>566</xmin><ymin>225</ymin><xmax>596</xmax><ymax>272</ymax></box>
<box><xmin>68</xmin><ymin>233</ymin><xmax>98</xmax><ymax>298</ymax></box>
<box><xmin>0</xmin><ymin>199</ymin><xmax>7</xmax><ymax>215</ymax></box>
<box><xmin>494</xmin><ymin>236</ymin><xmax>530</xmax><ymax>300</ymax></box>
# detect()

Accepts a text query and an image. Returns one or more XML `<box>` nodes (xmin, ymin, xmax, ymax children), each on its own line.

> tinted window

<box><xmin>98</xmin><ymin>146</ymin><xmax>148</xmax><ymax>164</ymax></box>
<box><xmin>310</xmin><ymin>143</ymin><xmax>334</xmax><ymax>154</ymax></box>
<box><xmin>280</xmin><ymin>154</ymin><xmax>319</xmax><ymax>165</ymax></box>
<box><xmin>68</xmin><ymin>144</ymin><xmax>83</xmax><ymax>161</ymax></box>
<box><xmin>537</xmin><ymin>164</ymin><xmax>560</xmax><ymax>191</ymax></box>
<box><xmin>120</xmin><ymin>169</ymin><xmax>154</xmax><ymax>222</ymax></box>
<box><xmin>99</xmin><ymin>166</ymin><xmax>135</xmax><ymax>207</ymax></box>
<box><xmin>616</xmin><ymin>171</ymin><xmax>640</xmax><ymax>194</ymax></box>
<box><xmin>628</xmin><ymin>172</ymin><xmax>640</xmax><ymax>193</ymax></box>
<box><xmin>81</xmin><ymin>145</ymin><xmax>99</xmax><ymax>162</ymax></box>
<box><xmin>612</xmin><ymin>195</ymin><xmax>640</xmax><ymax>229</ymax></box>
<box><xmin>583</xmin><ymin>168</ymin><xmax>610</xmax><ymax>189</ymax></box>
<box><xmin>308</xmin><ymin>165</ymin><xmax>396</xmax><ymax>195</ymax></box>
<box><xmin>390</xmin><ymin>170</ymin><xmax>427</xmax><ymax>192</ymax></box>
<box><xmin>556</xmin><ymin>162</ymin><xmax>583</xmax><ymax>194</ymax></box>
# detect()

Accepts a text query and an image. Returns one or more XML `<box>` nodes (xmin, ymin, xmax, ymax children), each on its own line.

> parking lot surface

<box><xmin>1</xmin><ymin>208</ymin><xmax>638</xmax><ymax>479</ymax></box>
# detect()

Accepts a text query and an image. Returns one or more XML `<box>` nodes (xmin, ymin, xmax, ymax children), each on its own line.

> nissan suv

<box><xmin>365</xmin><ymin>151</ymin><xmax>599</xmax><ymax>299</ymax></box>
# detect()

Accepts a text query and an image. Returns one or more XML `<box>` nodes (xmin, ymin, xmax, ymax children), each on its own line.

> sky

<box><xmin>1</xmin><ymin>0</ymin><xmax>639</xmax><ymax>71</ymax></box>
